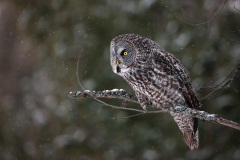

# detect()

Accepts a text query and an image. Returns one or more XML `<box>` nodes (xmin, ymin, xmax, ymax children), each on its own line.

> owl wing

<box><xmin>151</xmin><ymin>50</ymin><xmax>200</xmax><ymax>109</ymax></box>
<box><xmin>151</xmin><ymin>49</ymin><xmax>200</xmax><ymax>150</ymax></box>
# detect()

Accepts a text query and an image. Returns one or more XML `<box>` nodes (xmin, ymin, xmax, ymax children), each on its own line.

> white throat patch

<box><xmin>120</xmin><ymin>67</ymin><xmax>130</xmax><ymax>73</ymax></box>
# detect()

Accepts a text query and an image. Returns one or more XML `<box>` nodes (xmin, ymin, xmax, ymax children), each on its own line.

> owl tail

<box><xmin>170</xmin><ymin>112</ymin><xmax>199</xmax><ymax>150</ymax></box>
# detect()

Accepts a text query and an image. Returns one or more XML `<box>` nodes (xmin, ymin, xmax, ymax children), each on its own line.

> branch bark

<box><xmin>69</xmin><ymin>89</ymin><xmax>240</xmax><ymax>130</ymax></box>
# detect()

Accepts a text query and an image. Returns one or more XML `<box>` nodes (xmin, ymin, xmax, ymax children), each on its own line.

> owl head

<box><xmin>110</xmin><ymin>34</ymin><xmax>155</xmax><ymax>75</ymax></box>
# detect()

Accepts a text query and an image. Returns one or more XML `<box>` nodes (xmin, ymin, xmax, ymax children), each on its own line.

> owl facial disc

<box><xmin>110</xmin><ymin>40</ymin><xmax>136</xmax><ymax>74</ymax></box>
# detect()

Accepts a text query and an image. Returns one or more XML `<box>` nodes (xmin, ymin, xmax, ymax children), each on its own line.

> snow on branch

<box><xmin>69</xmin><ymin>89</ymin><xmax>240</xmax><ymax>130</ymax></box>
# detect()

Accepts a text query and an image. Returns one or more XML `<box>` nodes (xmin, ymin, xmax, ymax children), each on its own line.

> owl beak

<box><xmin>115</xmin><ymin>60</ymin><xmax>121</xmax><ymax>73</ymax></box>
<box><xmin>116</xmin><ymin>60</ymin><xmax>120</xmax><ymax>65</ymax></box>
<box><xmin>113</xmin><ymin>59</ymin><xmax>130</xmax><ymax>73</ymax></box>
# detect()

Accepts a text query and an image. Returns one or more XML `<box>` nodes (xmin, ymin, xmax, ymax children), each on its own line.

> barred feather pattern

<box><xmin>110</xmin><ymin>34</ymin><xmax>200</xmax><ymax>150</ymax></box>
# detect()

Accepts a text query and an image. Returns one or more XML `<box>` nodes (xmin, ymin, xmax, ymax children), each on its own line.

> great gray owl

<box><xmin>110</xmin><ymin>34</ymin><xmax>200</xmax><ymax>150</ymax></box>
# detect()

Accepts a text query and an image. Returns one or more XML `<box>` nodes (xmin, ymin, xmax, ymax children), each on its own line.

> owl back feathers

<box><xmin>152</xmin><ymin>50</ymin><xmax>200</xmax><ymax>149</ymax></box>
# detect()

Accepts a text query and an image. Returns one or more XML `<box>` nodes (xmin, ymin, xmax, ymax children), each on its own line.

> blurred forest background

<box><xmin>0</xmin><ymin>0</ymin><xmax>240</xmax><ymax>159</ymax></box>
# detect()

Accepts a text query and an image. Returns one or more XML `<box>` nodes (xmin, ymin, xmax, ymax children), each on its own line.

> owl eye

<box><xmin>121</xmin><ymin>50</ymin><xmax>128</xmax><ymax>56</ymax></box>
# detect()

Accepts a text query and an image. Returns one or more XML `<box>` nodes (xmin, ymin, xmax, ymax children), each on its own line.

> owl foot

<box><xmin>142</xmin><ymin>104</ymin><xmax>147</xmax><ymax>111</ymax></box>
<box><xmin>140</xmin><ymin>101</ymin><xmax>152</xmax><ymax>111</ymax></box>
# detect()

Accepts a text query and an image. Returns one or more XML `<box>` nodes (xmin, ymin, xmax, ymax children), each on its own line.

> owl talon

<box><xmin>142</xmin><ymin>105</ymin><xmax>147</xmax><ymax>111</ymax></box>
<box><xmin>141</xmin><ymin>101</ymin><xmax>153</xmax><ymax>110</ymax></box>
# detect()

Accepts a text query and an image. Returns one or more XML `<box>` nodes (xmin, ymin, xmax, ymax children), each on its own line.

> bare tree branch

<box><xmin>69</xmin><ymin>89</ymin><xmax>240</xmax><ymax>130</ymax></box>
<box><xmin>69</xmin><ymin>89</ymin><xmax>138</xmax><ymax>103</ymax></box>
<box><xmin>175</xmin><ymin>0</ymin><xmax>227</xmax><ymax>26</ymax></box>
<box><xmin>234</xmin><ymin>5</ymin><xmax>240</xmax><ymax>12</ymax></box>
<box><xmin>69</xmin><ymin>89</ymin><xmax>163</xmax><ymax>113</ymax></box>
<box><xmin>199</xmin><ymin>61</ymin><xmax>240</xmax><ymax>100</ymax></box>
